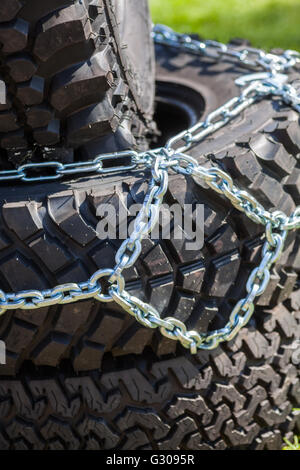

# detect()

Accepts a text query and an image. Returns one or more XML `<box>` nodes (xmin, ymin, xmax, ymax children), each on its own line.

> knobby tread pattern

<box><xmin>0</xmin><ymin>46</ymin><xmax>299</xmax><ymax>449</ymax></box>
<box><xmin>0</xmin><ymin>46</ymin><xmax>299</xmax><ymax>377</ymax></box>
<box><xmin>0</xmin><ymin>0</ymin><xmax>154</xmax><ymax>164</ymax></box>
<box><xmin>0</xmin><ymin>298</ymin><xmax>299</xmax><ymax>450</ymax></box>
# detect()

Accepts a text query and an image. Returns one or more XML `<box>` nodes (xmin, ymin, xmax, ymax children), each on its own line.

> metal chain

<box><xmin>0</xmin><ymin>25</ymin><xmax>299</xmax><ymax>353</ymax></box>
<box><xmin>152</xmin><ymin>24</ymin><xmax>300</xmax><ymax>74</ymax></box>
<box><xmin>0</xmin><ymin>151</ymin><xmax>139</xmax><ymax>183</ymax></box>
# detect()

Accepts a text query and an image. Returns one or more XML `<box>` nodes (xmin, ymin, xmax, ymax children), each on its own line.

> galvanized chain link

<box><xmin>152</xmin><ymin>24</ymin><xmax>300</xmax><ymax>73</ymax></box>
<box><xmin>0</xmin><ymin>25</ymin><xmax>299</xmax><ymax>353</ymax></box>
<box><xmin>0</xmin><ymin>151</ymin><xmax>139</xmax><ymax>183</ymax></box>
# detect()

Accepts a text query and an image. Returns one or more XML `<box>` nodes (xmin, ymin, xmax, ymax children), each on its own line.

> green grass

<box><xmin>150</xmin><ymin>0</ymin><xmax>300</xmax><ymax>51</ymax></box>
<box><xmin>283</xmin><ymin>435</ymin><xmax>300</xmax><ymax>450</ymax></box>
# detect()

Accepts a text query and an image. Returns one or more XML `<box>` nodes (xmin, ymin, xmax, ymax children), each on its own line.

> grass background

<box><xmin>150</xmin><ymin>0</ymin><xmax>300</xmax><ymax>51</ymax></box>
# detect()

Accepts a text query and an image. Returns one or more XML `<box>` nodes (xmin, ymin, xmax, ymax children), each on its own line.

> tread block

<box><xmin>3</xmin><ymin>318</ymin><xmax>36</xmax><ymax>354</ymax></box>
<box><xmin>66</xmin><ymin>99</ymin><xmax>116</xmax><ymax>146</ymax></box>
<box><xmin>166</xmin><ymin>395</ymin><xmax>213</xmax><ymax>425</ymax></box>
<box><xmin>19</xmin><ymin>0</ymin><xmax>74</xmax><ymax>23</ymax></box>
<box><xmin>148</xmin><ymin>274</ymin><xmax>174</xmax><ymax>313</ymax></box>
<box><xmin>276</xmin><ymin>269</ymin><xmax>298</xmax><ymax>304</ymax></box>
<box><xmin>0</xmin><ymin>380</ymin><xmax>45</xmax><ymax>420</ymax></box>
<box><xmin>82</xmin><ymin>127</ymin><xmax>135</xmax><ymax>158</ymax></box>
<box><xmin>157</xmin><ymin>416</ymin><xmax>197</xmax><ymax>450</ymax></box>
<box><xmin>0</xmin><ymin>251</ymin><xmax>46</xmax><ymax>291</ymax></box>
<box><xmin>16</xmin><ymin>76</ymin><xmax>45</xmax><ymax>105</ymax></box>
<box><xmin>205</xmin><ymin>251</ymin><xmax>240</xmax><ymax>297</ymax></box>
<box><xmin>29</xmin><ymin>234</ymin><xmax>72</xmax><ymax>272</ymax></box>
<box><xmin>178</xmin><ymin>261</ymin><xmax>205</xmax><ymax>293</ymax></box>
<box><xmin>112</xmin><ymin>79</ymin><xmax>129</xmax><ymax>107</ymax></box>
<box><xmin>6</xmin><ymin>419</ymin><xmax>44</xmax><ymax>450</ymax></box>
<box><xmin>1</xmin><ymin>129</ymin><xmax>27</xmax><ymax>149</ymax></box>
<box><xmin>78</xmin><ymin>416</ymin><xmax>119</xmax><ymax>450</ymax></box>
<box><xmin>249</xmin><ymin>134</ymin><xmax>295</xmax><ymax>177</ymax></box>
<box><xmin>0</xmin><ymin>18</ymin><xmax>29</xmax><ymax>54</ymax></box>
<box><xmin>224</xmin><ymin>419</ymin><xmax>260</xmax><ymax>447</ymax></box>
<box><xmin>33</xmin><ymin>4</ymin><xmax>93</xmax><ymax>62</ymax></box>
<box><xmin>6</xmin><ymin>54</ymin><xmax>37</xmax><ymax>83</ymax></box>
<box><xmin>116</xmin><ymin>409</ymin><xmax>170</xmax><ymax>440</ymax></box>
<box><xmin>168</xmin><ymin>237</ymin><xmax>204</xmax><ymax>264</ymax></box>
<box><xmin>153</xmin><ymin>335</ymin><xmax>177</xmax><ymax>356</ymax></box>
<box><xmin>235</xmin><ymin>385</ymin><xmax>267</xmax><ymax>428</ymax></box>
<box><xmin>25</xmin><ymin>104</ymin><xmax>53</xmax><ymax>128</ymax></box>
<box><xmin>87</xmin><ymin>312</ymin><xmax>124</xmax><ymax>346</ymax></box>
<box><xmin>212</xmin><ymin>351</ymin><xmax>246</xmax><ymax>378</ymax></box>
<box><xmin>206</xmin><ymin>224</ymin><xmax>239</xmax><ymax>254</ymax></box>
<box><xmin>254</xmin><ymin>431</ymin><xmax>283</xmax><ymax>451</ymax></box>
<box><xmin>73</xmin><ymin>339</ymin><xmax>104</xmax><ymax>371</ymax></box>
<box><xmin>0</xmin><ymin>231</ymin><xmax>11</xmax><ymax>251</ymax></box>
<box><xmin>121</xmin><ymin>429</ymin><xmax>150</xmax><ymax>450</ymax></box>
<box><xmin>31</xmin><ymin>332</ymin><xmax>71</xmax><ymax>367</ymax></box>
<box><xmin>50</xmin><ymin>50</ymin><xmax>113</xmax><ymax>114</ymax></box>
<box><xmin>285</xmin><ymin>119</ymin><xmax>300</xmax><ymax>151</ymax></box>
<box><xmin>256</xmin><ymin>271</ymin><xmax>281</xmax><ymax>306</ymax></box>
<box><xmin>2</xmin><ymin>201</ymin><xmax>42</xmax><ymax>240</ymax></box>
<box><xmin>142</xmin><ymin>244</ymin><xmax>172</xmax><ymax>277</ymax></box>
<box><xmin>258</xmin><ymin>400</ymin><xmax>291</xmax><ymax>426</ymax></box>
<box><xmin>283</xmin><ymin>169</ymin><xmax>300</xmax><ymax>204</ymax></box>
<box><xmin>90</xmin><ymin>243</ymin><xmax>119</xmax><ymax>270</ymax></box>
<box><xmin>205</xmin><ymin>404</ymin><xmax>231</xmax><ymax>441</ymax></box>
<box><xmin>100</xmin><ymin>368</ymin><xmax>162</xmax><ymax>404</ymax></box>
<box><xmin>151</xmin><ymin>357</ymin><xmax>213</xmax><ymax>390</ymax></box>
<box><xmin>65</xmin><ymin>376</ymin><xmax>121</xmax><ymax>413</ymax></box>
<box><xmin>32</xmin><ymin>118</ymin><xmax>60</xmax><ymax>145</ymax></box>
<box><xmin>29</xmin><ymin>379</ymin><xmax>80</xmax><ymax>418</ymax></box>
<box><xmin>56</xmin><ymin>260</ymin><xmax>88</xmax><ymax>284</ymax></box>
<box><xmin>241</xmin><ymin>365</ymin><xmax>281</xmax><ymax>391</ymax></box>
<box><xmin>48</xmin><ymin>193</ymin><xmax>97</xmax><ymax>246</ymax></box>
<box><xmin>40</xmin><ymin>417</ymin><xmax>80</xmax><ymax>449</ymax></box>
<box><xmin>211</xmin><ymin>384</ymin><xmax>246</xmax><ymax>412</ymax></box>
<box><xmin>264</xmin><ymin>304</ymin><xmax>299</xmax><ymax>340</ymax></box>
<box><xmin>54</xmin><ymin>301</ymin><xmax>92</xmax><ymax>335</ymax></box>
<box><xmin>0</xmin><ymin>0</ymin><xmax>22</xmax><ymax>23</ymax></box>
<box><xmin>0</xmin><ymin>110</ymin><xmax>19</xmax><ymax>132</ymax></box>
<box><xmin>112</xmin><ymin>324</ymin><xmax>153</xmax><ymax>357</ymax></box>
<box><xmin>172</xmin><ymin>292</ymin><xmax>195</xmax><ymax>323</ymax></box>
<box><xmin>251</xmin><ymin>173</ymin><xmax>285</xmax><ymax>207</ymax></box>
<box><xmin>231</xmin><ymin>328</ymin><xmax>276</xmax><ymax>359</ymax></box>
<box><xmin>14</xmin><ymin>305</ymin><xmax>49</xmax><ymax>327</ymax></box>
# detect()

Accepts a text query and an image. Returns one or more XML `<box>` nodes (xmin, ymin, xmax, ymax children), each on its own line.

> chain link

<box><xmin>152</xmin><ymin>24</ymin><xmax>300</xmax><ymax>73</ymax></box>
<box><xmin>0</xmin><ymin>151</ymin><xmax>140</xmax><ymax>183</ymax></box>
<box><xmin>0</xmin><ymin>25</ymin><xmax>299</xmax><ymax>353</ymax></box>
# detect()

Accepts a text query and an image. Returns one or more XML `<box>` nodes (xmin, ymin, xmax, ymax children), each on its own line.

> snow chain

<box><xmin>0</xmin><ymin>25</ymin><xmax>300</xmax><ymax>353</ymax></box>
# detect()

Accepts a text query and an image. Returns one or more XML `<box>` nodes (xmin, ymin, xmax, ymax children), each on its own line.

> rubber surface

<box><xmin>0</xmin><ymin>43</ymin><xmax>299</xmax><ymax>449</ymax></box>
<box><xmin>0</xmin><ymin>0</ymin><xmax>155</xmax><ymax>166</ymax></box>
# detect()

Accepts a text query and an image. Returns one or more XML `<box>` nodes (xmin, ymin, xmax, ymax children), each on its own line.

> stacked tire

<box><xmin>0</xmin><ymin>0</ymin><xmax>299</xmax><ymax>450</ymax></box>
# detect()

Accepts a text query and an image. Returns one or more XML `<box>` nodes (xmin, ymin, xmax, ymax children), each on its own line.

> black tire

<box><xmin>0</xmin><ymin>0</ymin><xmax>155</xmax><ymax>167</ymax></box>
<box><xmin>0</xmin><ymin>43</ymin><xmax>299</xmax><ymax>449</ymax></box>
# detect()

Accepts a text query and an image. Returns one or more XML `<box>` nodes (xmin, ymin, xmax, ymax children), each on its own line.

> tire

<box><xmin>0</xmin><ymin>0</ymin><xmax>155</xmax><ymax>167</ymax></box>
<box><xmin>0</xmin><ymin>43</ymin><xmax>299</xmax><ymax>449</ymax></box>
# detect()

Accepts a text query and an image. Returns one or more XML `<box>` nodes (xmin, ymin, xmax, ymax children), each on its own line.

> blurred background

<box><xmin>150</xmin><ymin>0</ymin><xmax>300</xmax><ymax>51</ymax></box>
